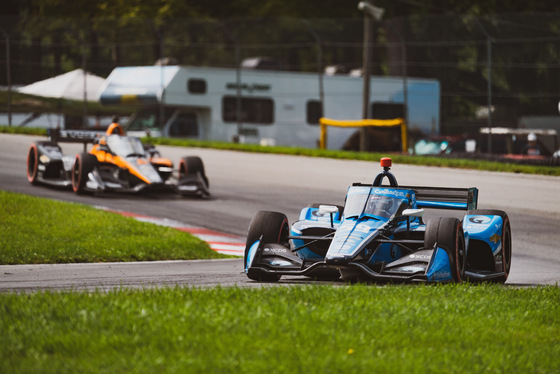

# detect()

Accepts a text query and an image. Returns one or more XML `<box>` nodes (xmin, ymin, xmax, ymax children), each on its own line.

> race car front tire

<box><xmin>26</xmin><ymin>143</ymin><xmax>40</xmax><ymax>185</ymax></box>
<box><xmin>425</xmin><ymin>217</ymin><xmax>466</xmax><ymax>283</ymax></box>
<box><xmin>72</xmin><ymin>153</ymin><xmax>98</xmax><ymax>194</ymax></box>
<box><xmin>244</xmin><ymin>211</ymin><xmax>289</xmax><ymax>282</ymax></box>
<box><xmin>179</xmin><ymin>156</ymin><xmax>209</xmax><ymax>188</ymax></box>
<box><xmin>27</xmin><ymin>141</ymin><xmax>64</xmax><ymax>185</ymax></box>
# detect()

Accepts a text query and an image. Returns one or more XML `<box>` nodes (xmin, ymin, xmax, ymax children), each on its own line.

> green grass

<box><xmin>0</xmin><ymin>190</ymin><xmax>226</xmax><ymax>264</ymax></box>
<box><xmin>146</xmin><ymin>137</ymin><xmax>560</xmax><ymax>176</ymax></box>
<box><xmin>0</xmin><ymin>124</ymin><xmax>47</xmax><ymax>136</ymax></box>
<box><xmin>1</xmin><ymin>284</ymin><xmax>559</xmax><ymax>373</ymax></box>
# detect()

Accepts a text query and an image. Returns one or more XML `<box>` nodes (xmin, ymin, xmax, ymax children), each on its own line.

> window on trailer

<box><xmin>188</xmin><ymin>79</ymin><xmax>207</xmax><ymax>94</ymax></box>
<box><xmin>222</xmin><ymin>96</ymin><xmax>274</xmax><ymax>124</ymax></box>
<box><xmin>306</xmin><ymin>100</ymin><xmax>323</xmax><ymax>125</ymax></box>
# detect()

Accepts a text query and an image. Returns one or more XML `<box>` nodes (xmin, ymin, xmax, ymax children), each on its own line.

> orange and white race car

<box><xmin>26</xmin><ymin>124</ymin><xmax>209</xmax><ymax>197</ymax></box>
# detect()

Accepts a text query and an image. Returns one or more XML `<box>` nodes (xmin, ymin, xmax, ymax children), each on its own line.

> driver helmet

<box><xmin>106</xmin><ymin>122</ymin><xmax>124</xmax><ymax>136</ymax></box>
<box><xmin>368</xmin><ymin>194</ymin><xmax>394</xmax><ymax>216</ymax></box>
<box><xmin>379</xmin><ymin>197</ymin><xmax>395</xmax><ymax>213</ymax></box>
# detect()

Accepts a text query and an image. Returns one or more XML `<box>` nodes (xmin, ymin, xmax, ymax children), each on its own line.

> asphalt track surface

<box><xmin>1</xmin><ymin>133</ymin><xmax>559</xmax><ymax>291</ymax></box>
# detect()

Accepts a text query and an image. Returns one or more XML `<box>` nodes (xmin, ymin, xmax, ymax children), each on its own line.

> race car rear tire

<box><xmin>425</xmin><ymin>217</ymin><xmax>466</xmax><ymax>283</ymax></box>
<box><xmin>179</xmin><ymin>156</ymin><xmax>209</xmax><ymax>188</ymax></box>
<box><xmin>72</xmin><ymin>153</ymin><xmax>98</xmax><ymax>194</ymax></box>
<box><xmin>466</xmin><ymin>209</ymin><xmax>511</xmax><ymax>283</ymax></box>
<box><xmin>26</xmin><ymin>143</ymin><xmax>40</xmax><ymax>185</ymax></box>
<box><xmin>244</xmin><ymin>211</ymin><xmax>289</xmax><ymax>282</ymax></box>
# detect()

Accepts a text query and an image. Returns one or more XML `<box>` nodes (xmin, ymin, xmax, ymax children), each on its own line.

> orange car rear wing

<box><xmin>48</xmin><ymin>129</ymin><xmax>104</xmax><ymax>151</ymax></box>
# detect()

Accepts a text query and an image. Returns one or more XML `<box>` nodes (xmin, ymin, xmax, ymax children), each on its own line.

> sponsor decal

<box><xmin>356</xmin><ymin>224</ymin><xmax>372</xmax><ymax>233</ymax></box>
<box><xmin>264</xmin><ymin>247</ymin><xmax>287</xmax><ymax>253</ymax></box>
<box><xmin>489</xmin><ymin>233</ymin><xmax>501</xmax><ymax>244</ymax></box>
<box><xmin>373</xmin><ymin>188</ymin><xmax>410</xmax><ymax>198</ymax></box>
<box><xmin>397</xmin><ymin>266</ymin><xmax>424</xmax><ymax>273</ymax></box>
<box><xmin>347</xmin><ymin>234</ymin><xmax>365</xmax><ymax>241</ymax></box>
<box><xmin>409</xmin><ymin>254</ymin><xmax>431</xmax><ymax>260</ymax></box>
<box><xmin>468</xmin><ymin>215</ymin><xmax>492</xmax><ymax>224</ymax></box>
<box><xmin>270</xmin><ymin>260</ymin><xmax>293</xmax><ymax>267</ymax></box>
<box><xmin>226</xmin><ymin>82</ymin><xmax>271</xmax><ymax>92</ymax></box>
<box><xmin>341</xmin><ymin>244</ymin><xmax>353</xmax><ymax>252</ymax></box>
<box><xmin>311</xmin><ymin>210</ymin><xmax>327</xmax><ymax>218</ymax></box>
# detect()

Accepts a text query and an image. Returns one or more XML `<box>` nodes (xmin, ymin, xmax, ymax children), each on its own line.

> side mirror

<box><xmin>402</xmin><ymin>208</ymin><xmax>424</xmax><ymax>217</ymax></box>
<box><xmin>319</xmin><ymin>205</ymin><xmax>339</xmax><ymax>215</ymax></box>
<box><xmin>319</xmin><ymin>205</ymin><xmax>339</xmax><ymax>228</ymax></box>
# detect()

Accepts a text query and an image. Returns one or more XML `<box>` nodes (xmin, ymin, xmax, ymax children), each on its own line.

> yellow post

<box><xmin>320</xmin><ymin>123</ymin><xmax>327</xmax><ymax>150</ymax></box>
<box><xmin>400</xmin><ymin>122</ymin><xmax>408</xmax><ymax>153</ymax></box>
<box><xmin>319</xmin><ymin>117</ymin><xmax>407</xmax><ymax>153</ymax></box>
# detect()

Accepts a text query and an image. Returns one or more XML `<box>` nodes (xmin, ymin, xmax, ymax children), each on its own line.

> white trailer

<box><xmin>98</xmin><ymin>65</ymin><xmax>440</xmax><ymax>149</ymax></box>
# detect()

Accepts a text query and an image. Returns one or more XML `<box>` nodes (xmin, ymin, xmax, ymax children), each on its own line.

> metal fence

<box><xmin>1</xmin><ymin>14</ymin><xmax>560</xmax><ymax>134</ymax></box>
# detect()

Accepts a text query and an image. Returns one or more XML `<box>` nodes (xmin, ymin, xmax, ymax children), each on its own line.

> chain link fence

<box><xmin>1</xmin><ymin>13</ymin><xmax>560</xmax><ymax>136</ymax></box>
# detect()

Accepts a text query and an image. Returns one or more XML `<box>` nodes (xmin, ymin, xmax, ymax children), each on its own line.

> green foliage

<box><xmin>0</xmin><ymin>125</ymin><xmax>46</xmax><ymax>136</ymax></box>
<box><xmin>0</xmin><ymin>190</ymin><xmax>225</xmax><ymax>264</ymax></box>
<box><xmin>0</xmin><ymin>91</ymin><xmax>134</xmax><ymax>118</ymax></box>
<box><xmin>4</xmin><ymin>2</ymin><xmax>560</xmax><ymax>124</ymax></box>
<box><xmin>1</xmin><ymin>284</ymin><xmax>559</xmax><ymax>373</ymax></box>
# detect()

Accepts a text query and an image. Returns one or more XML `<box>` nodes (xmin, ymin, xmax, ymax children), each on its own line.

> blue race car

<box><xmin>244</xmin><ymin>158</ymin><xmax>512</xmax><ymax>283</ymax></box>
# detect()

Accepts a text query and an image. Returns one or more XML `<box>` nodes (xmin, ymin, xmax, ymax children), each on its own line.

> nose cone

<box><xmin>325</xmin><ymin>217</ymin><xmax>384</xmax><ymax>263</ymax></box>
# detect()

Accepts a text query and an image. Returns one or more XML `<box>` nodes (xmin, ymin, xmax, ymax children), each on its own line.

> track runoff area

<box><xmin>99</xmin><ymin>207</ymin><xmax>245</xmax><ymax>257</ymax></box>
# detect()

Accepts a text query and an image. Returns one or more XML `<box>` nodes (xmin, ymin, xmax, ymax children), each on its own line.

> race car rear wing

<box><xmin>47</xmin><ymin>128</ymin><xmax>104</xmax><ymax>151</ymax></box>
<box><xmin>352</xmin><ymin>183</ymin><xmax>478</xmax><ymax>211</ymax></box>
<box><xmin>403</xmin><ymin>185</ymin><xmax>478</xmax><ymax>211</ymax></box>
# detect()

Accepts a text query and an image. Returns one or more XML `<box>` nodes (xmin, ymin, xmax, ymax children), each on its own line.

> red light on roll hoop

<box><xmin>380</xmin><ymin>157</ymin><xmax>392</xmax><ymax>168</ymax></box>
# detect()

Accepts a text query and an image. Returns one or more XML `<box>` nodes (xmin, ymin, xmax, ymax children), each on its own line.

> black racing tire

<box><xmin>179</xmin><ymin>156</ymin><xmax>209</xmax><ymax>188</ymax></box>
<box><xmin>27</xmin><ymin>141</ymin><xmax>61</xmax><ymax>185</ymax></box>
<box><xmin>72</xmin><ymin>153</ymin><xmax>98</xmax><ymax>194</ymax></box>
<box><xmin>244</xmin><ymin>211</ymin><xmax>289</xmax><ymax>282</ymax></box>
<box><xmin>466</xmin><ymin>209</ymin><xmax>512</xmax><ymax>283</ymax></box>
<box><xmin>26</xmin><ymin>143</ymin><xmax>40</xmax><ymax>185</ymax></box>
<box><xmin>425</xmin><ymin>217</ymin><xmax>466</xmax><ymax>283</ymax></box>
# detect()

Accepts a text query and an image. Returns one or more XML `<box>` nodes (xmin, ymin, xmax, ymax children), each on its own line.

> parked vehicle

<box><xmin>98</xmin><ymin>65</ymin><xmax>440</xmax><ymax>149</ymax></box>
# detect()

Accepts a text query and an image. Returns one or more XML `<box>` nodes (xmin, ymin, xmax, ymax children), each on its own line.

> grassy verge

<box><xmin>147</xmin><ymin>137</ymin><xmax>560</xmax><ymax>176</ymax></box>
<box><xmin>2</xmin><ymin>126</ymin><xmax>559</xmax><ymax>176</ymax></box>
<box><xmin>1</xmin><ymin>284</ymin><xmax>558</xmax><ymax>373</ymax></box>
<box><xmin>0</xmin><ymin>124</ymin><xmax>47</xmax><ymax>136</ymax></box>
<box><xmin>0</xmin><ymin>190</ymin><xmax>226</xmax><ymax>264</ymax></box>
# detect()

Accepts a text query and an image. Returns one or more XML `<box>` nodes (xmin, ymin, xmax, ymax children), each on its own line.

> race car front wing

<box><xmin>245</xmin><ymin>238</ymin><xmax>506</xmax><ymax>283</ymax></box>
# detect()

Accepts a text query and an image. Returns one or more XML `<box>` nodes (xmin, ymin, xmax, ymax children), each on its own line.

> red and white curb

<box><xmin>98</xmin><ymin>207</ymin><xmax>245</xmax><ymax>257</ymax></box>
